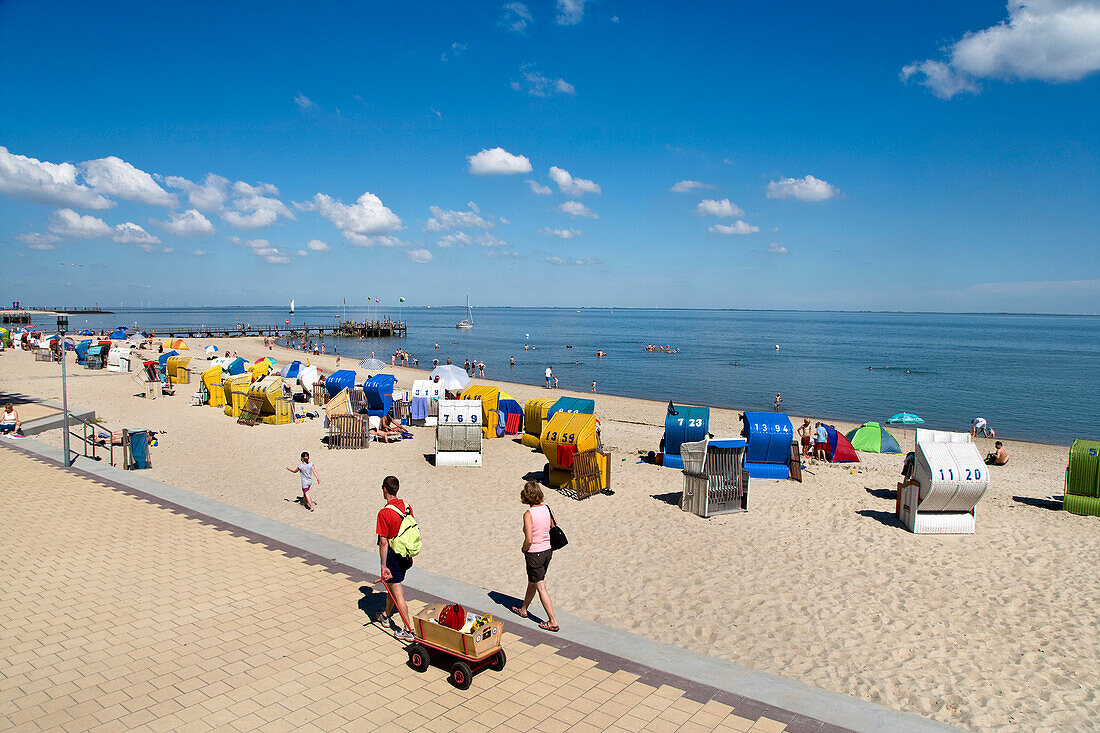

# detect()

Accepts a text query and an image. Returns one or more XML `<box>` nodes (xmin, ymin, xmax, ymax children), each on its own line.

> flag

<box><xmin>375</xmin><ymin>298</ymin><xmax>379</xmax><ymax>303</ymax></box>
<box><xmin>399</xmin><ymin>297</ymin><xmax>405</xmax><ymax>302</ymax></box>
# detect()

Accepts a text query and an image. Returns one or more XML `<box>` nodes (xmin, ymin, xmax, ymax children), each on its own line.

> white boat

<box><xmin>456</xmin><ymin>295</ymin><xmax>473</xmax><ymax>329</ymax></box>
<box><xmin>289</xmin><ymin>299</ymin><xmax>295</xmax><ymax>315</ymax></box>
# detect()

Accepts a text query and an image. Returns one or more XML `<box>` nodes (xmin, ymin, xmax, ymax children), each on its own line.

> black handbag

<box><xmin>547</xmin><ymin>506</ymin><xmax>568</xmax><ymax>550</ymax></box>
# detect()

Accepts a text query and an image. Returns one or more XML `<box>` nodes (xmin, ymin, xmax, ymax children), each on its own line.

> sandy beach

<box><xmin>4</xmin><ymin>339</ymin><xmax>1098</xmax><ymax>732</ymax></box>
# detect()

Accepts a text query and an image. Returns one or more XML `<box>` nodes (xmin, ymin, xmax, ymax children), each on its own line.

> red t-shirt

<box><xmin>376</xmin><ymin>499</ymin><xmax>410</xmax><ymax>539</ymax></box>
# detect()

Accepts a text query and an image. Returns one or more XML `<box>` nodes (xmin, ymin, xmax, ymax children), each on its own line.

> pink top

<box><xmin>526</xmin><ymin>505</ymin><xmax>551</xmax><ymax>553</ymax></box>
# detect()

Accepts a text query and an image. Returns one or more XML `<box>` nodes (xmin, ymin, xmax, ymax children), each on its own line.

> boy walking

<box><xmin>376</xmin><ymin>476</ymin><xmax>416</xmax><ymax>640</ymax></box>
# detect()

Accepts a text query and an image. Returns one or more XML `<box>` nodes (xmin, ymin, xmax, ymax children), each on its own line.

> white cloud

<box><xmin>224</xmin><ymin>181</ymin><xmax>295</xmax><ymax>230</ymax></box>
<box><xmin>467</xmin><ymin>147</ymin><xmax>532</xmax><ymax>175</ymax></box>
<box><xmin>161</xmin><ymin>247</ymin><xmax>175</xmax><ymax>254</ymax></box>
<box><xmin>191</xmin><ymin>250</ymin><xmax>207</xmax><ymax>256</ymax></box>
<box><xmin>547</xmin><ymin>255</ymin><xmax>601</xmax><ymax>265</ymax></box>
<box><xmin>113</xmin><ymin>222</ymin><xmax>161</xmax><ymax>246</ymax></box>
<box><xmin>768</xmin><ymin>243</ymin><xmax>789</xmax><ymax>254</ymax></box>
<box><xmin>165</xmin><ymin>173</ymin><xmax>230</xmax><ymax>211</ymax></box>
<box><xmin>671</xmin><ymin>180</ymin><xmax>712</xmax><ymax>193</ymax></box>
<box><xmin>695</xmin><ymin>198</ymin><xmax>744</xmax><ymax>217</ymax></box>
<box><xmin>556</xmin><ymin>0</ymin><xmax>587</xmax><ymax>25</ymax></box>
<box><xmin>407</xmin><ymin>248</ymin><xmax>434</xmax><ymax>264</ymax></box>
<box><xmin>526</xmin><ymin>179</ymin><xmax>553</xmax><ymax>195</ymax></box>
<box><xmin>441</xmin><ymin>42</ymin><xmax>467</xmax><ymax>62</ymax></box>
<box><xmin>539</xmin><ymin>227</ymin><xmax>581</xmax><ymax>238</ymax></box>
<box><xmin>0</xmin><ymin>147</ymin><xmax>113</xmax><ymax>210</ymax></box>
<box><xmin>560</xmin><ymin>200</ymin><xmax>598</xmax><ymax>218</ymax></box>
<box><xmin>301</xmin><ymin>192</ymin><xmax>402</xmax><ymax>244</ymax></box>
<box><xmin>709</xmin><ymin>221</ymin><xmax>760</xmax><ymax>235</ymax></box>
<box><xmin>437</xmin><ymin>232</ymin><xmax>507</xmax><ymax>247</ymax></box>
<box><xmin>346</xmin><ymin>234</ymin><xmax>407</xmax><ymax>248</ymax></box>
<box><xmin>437</xmin><ymin>232</ymin><xmax>473</xmax><ymax>247</ymax></box>
<box><xmin>500</xmin><ymin>2</ymin><xmax>533</xmax><ymax>33</ymax></box>
<box><xmin>512</xmin><ymin>70</ymin><xmax>576</xmax><ymax>96</ymax></box>
<box><xmin>296</xmin><ymin>249</ymin><xmax>308</xmax><ymax>256</ymax></box>
<box><xmin>81</xmin><ymin>156</ymin><xmax>176</xmax><ymax>207</ymax></box>
<box><xmin>306</xmin><ymin>239</ymin><xmax>330</xmax><ymax>252</ymax></box>
<box><xmin>425</xmin><ymin>202</ymin><xmax>494</xmax><ymax>231</ymax></box>
<box><xmin>16</xmin><ymin>233</ymin><xmax>60</xmax><ymax>248</ymax></box>
<box><xmin>294</xmin><ymin>93</ymin><xmax>317</xmax><ymax>111</ymax></box>
<box><xmin>48</xmin><ymin>208</ymin><xmax>113</xmax><ymax>238</ymax></box>
<box><xmin>484</xmin><ymin>250</ymin><xmax>520</xmax><ymax>259</ymax></box>
<box><xmin>766</xmin><ymin>175</ymin><xmax>838</xmax><ymax>202</ymax></box>
<box><xmin>548</xmin><ymin>166</ymin><xmax>601</xmax><ymax>196</ymax></box>
<box><xmin>154</xmin><ymin>208</ymin><xmax>215</xmax><ymax>236</ymax></box>
<box><xmin>902</xmin><ymin>1</ymin><xmax>1100</xmax><ymax>99</ymax></box>
<box><xmin>239</xmin><ymin>237</ymin><xmax>291</xmax><ymax>264</ymax></box>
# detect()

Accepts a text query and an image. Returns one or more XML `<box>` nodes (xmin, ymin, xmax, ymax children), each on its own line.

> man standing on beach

<box><xmin>814</xmin><ymin>422</ymin><xmax>828</xmax><ymax>460</ymax></box>
<box><xmin>376</xmin><ymin>476</ymin><xmax>415</xmax><ymax>641</ymax></box>
<box><xmin>545</xmin><ymin>365</ymin><xmax>553</xmax><ymax>389</ymax></box>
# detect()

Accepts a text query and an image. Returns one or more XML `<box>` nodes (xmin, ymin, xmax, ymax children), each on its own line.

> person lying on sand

<box><xmin>985</xmin><ymin>441</ymin><xmax>1009</xmax><ymax>466</ymax></box>
<box><xmin>379</xmin><ymin>415</ymin><xmax>412</xmax><ymax>438</ymax></box>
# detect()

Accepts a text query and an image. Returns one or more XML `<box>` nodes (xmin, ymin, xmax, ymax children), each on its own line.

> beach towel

<box><xmin>410</xmin><ymin>395</ymin><xmax>429</xmax><ymax>420</ymax></box>
<box><xmin>504</xmin><ymin>411</ymin><xmax>522</xmax><ymax>435</ymax></box>
<box><xmin>557</xmin><ymin>444</ymin><xmax>577</xmax><ymax>469</ymax></box>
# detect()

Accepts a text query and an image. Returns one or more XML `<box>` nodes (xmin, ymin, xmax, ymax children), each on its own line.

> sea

<box><xmin>38</xmin><ymin>306</ymin><xmax>1100</xmax><ymax>446</ymax></box>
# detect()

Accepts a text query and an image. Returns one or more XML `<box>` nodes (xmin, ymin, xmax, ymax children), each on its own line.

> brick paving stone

<box><xmin>0</xmin><ymin>444</ymin><xmax>842</xmax><ymax>733</ymax></box>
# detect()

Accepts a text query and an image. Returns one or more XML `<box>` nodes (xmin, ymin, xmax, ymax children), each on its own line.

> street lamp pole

<box><xmin>58</xmin><ymin>314</ymin><xmax>71</xmax><ymax>466</ymax></box>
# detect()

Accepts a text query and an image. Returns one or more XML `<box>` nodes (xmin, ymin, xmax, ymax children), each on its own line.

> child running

<box><xmin>286</xmin><ymin>451</ymin><xmax>319</xmax><ymax>511</ymax></box>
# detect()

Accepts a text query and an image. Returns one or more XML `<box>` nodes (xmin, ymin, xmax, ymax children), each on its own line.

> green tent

<box><xmin>845</xmin><ymin>422</ymin><xmax>901</xmax><ymax>453</ymax></box>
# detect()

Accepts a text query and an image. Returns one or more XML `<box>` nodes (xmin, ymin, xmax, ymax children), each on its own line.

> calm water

<box><xmin>44</xmin><ymin>306</ymin><xmax>1100</xmax><ymax>445</ymax></box>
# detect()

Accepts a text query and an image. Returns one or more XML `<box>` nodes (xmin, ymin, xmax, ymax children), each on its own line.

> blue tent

<box><xmin>158</xmin><ymin>350</ymin><xmax>178</xmax><ymax>368</ymax></box>
<box><xmin>109</xmin><ymin>329</ymin><xmax>127</xmax><ymax>340</ymax></box>
<box><xmin>279</xmin><ymin>360</ymin><xmax>302</xmax><ymax>379</ymax></box>
<box><xmin>363</xmin><ymin>374</ymin><xmax>397</xmax><ymax>417</ymax></box>
<box><xmin>79</xmin><ymin>329</ymin><xmax>94</xmax><ymax>336</ymax></box>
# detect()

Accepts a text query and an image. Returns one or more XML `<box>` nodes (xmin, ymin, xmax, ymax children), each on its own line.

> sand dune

<box><xmin>5</xmin><ymin>338</ymin><xmax>1098</xmax><ymax>732</ymax></box>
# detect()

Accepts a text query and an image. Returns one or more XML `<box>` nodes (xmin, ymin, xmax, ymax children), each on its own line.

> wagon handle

<box><xmin>374</xmin><ymin>578</ymin><xmax>414</xmax><ymax>632</ymax></box>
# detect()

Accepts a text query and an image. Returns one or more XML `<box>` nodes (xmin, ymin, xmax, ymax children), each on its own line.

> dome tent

<box><xmin>846</xmin><ymin>422</ymin><xmax>901</xmax><ymax>453</ymax></box>
<box><xmin>823</xmin><ymin>424</ymin><xmax>859</xmax><ymax>463</ymax></box>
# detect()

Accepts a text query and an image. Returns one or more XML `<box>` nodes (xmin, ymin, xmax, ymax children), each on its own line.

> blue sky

<box><xmin>2</xmin><ymin>0</ymin><xmax>1099</xmax><ymax>313</ymax></box>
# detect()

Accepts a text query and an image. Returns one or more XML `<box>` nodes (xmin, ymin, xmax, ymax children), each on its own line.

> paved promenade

<box><xmin>0</xmin><ymin>440</ymin><xmax>955</xmax><ymax>732</ymax></box>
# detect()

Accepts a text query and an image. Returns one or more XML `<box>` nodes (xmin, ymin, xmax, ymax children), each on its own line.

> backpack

<box><xmin>386</xmin><ymin>504</ymin><xmax>421</xmax><ymax>558</ymax></box>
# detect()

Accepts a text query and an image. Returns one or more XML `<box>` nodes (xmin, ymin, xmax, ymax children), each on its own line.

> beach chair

<box><xmin>896</xmin><ymin>441</ymin><xmax>988</xmax><ymax>534</ymax></box>
<box><xmin>237</xmin><ymin>394</ymin><xmax>264</xmax><ymax>426</ymax></box>
<box><xmin>435</xmin><ymin>399</ymin><xmax>482</xmax><ymax>467</ymax></box>
<box><xmin>328</xmin><ymin>414</ymin><xmax>369</xmax><ymax>449</ymax></box>
<box><xmin>679</xmin><ymin>439</ymin><xmax>750</xmax><ymax>517</ymax></box>
<box><xmin>324</xmin><ymin>388</ymin><xmax>352</xmax><ymax>424</ymax></box>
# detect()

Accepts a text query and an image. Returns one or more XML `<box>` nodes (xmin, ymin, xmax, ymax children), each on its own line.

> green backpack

<box><xmin>387</xmin><ymin>504</ymin><xmax>421</xmax><ymax>558</ymax></box>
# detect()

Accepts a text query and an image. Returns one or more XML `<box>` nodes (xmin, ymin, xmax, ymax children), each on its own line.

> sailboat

<box><xmin>289</xmin><ymin>299</ymin><xmax>295</xmax><ymax>315</ymax></box>
<box><xmin>456</xmin><ymin>295</ymin><xmax>473</xmax><ymax>329</ymax></box>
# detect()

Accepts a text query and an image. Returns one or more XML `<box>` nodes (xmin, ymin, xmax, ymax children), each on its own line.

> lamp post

<box><xmin>57</xmin><ymin>314</ymin><xmax>71</xmax><ymax>466</ymax></box>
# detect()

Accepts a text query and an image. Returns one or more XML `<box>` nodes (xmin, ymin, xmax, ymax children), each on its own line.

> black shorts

<box><xmin>524</xmin><ymin>550</ymin><xmax>553</xmax><ymax>583</ymax></box>
<box><xmin>385</xmin><ymin>550</ymin><xmax>413</xmax><ymax>584</ymax></box>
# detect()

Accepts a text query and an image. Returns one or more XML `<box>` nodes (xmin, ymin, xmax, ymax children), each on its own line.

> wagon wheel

<box><xmin>450</xmin><ymin>660</ymin><xmax>473</xmax><ymax>690</ymax></box>
<box><xmin>489</xmin><ymin>648</ymin><xmax>507</xmax><ymax>672</ymax></box>
<box><xmin>407</xmin><ymin>644</ymin><xmax>430</xmax><ymax>673</ymax></box>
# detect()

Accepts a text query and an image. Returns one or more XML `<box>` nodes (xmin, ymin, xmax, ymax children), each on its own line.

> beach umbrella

<box><xmin>204</xmin><ymin>345</ymin><xmax>218</xmax><ymax>355</ymax></box>
<box><xmin>886</xmin><ymin>413</ymin><xmax>924</xmax><ymax>452</ymax></box>
<box><xmin>429</xmin><ymin>364</ymin><xmax>470</xmax><ymax>392</ymax></box>
<box><xmin>358</xmin><ymin>358</ymin><xmax>389</xmax><ymax>372</ymax></box>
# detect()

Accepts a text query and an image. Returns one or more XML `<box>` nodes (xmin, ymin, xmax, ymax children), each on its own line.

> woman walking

<box><xmin>511</xmin><ymin>481</ymin><xmax>560</xmax><ymax>632</ymax></box>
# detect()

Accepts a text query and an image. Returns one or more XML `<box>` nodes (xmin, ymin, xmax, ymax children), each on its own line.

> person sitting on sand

<box><xmin>379</xmin><ymin>414</ymin><xmax>412</xmax><ymax>438</ymax></box>
<box><xmin>370</xmin><ymin>416</ymin><xmax>404</xmax><ymax>441</ymax></box>
<box><xmin>985</xmin><ymin>441</ymin><xmax>1009</xmax><ymax>466</ymax></box>
<box><xmin>1</xmin><ymin>403</ymin><xmax>22</xmax><ymax>435</ymax></box>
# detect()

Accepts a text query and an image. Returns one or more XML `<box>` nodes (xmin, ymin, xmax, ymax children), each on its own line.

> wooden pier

<box><xmin>149</xmin><ymin>321</ymin><xmax>406</xmax><ymax>339</ymax></box>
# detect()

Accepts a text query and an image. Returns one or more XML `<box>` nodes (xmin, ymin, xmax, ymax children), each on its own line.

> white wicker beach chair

<box><xmin>897</xmin><ymin>441</ymin><xmax>988</xmax><ymax>534</ymax></box>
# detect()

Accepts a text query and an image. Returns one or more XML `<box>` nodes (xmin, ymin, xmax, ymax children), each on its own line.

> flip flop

<box><xmin>510</xmin><ymin>607</ymin><xmax>528</xmax><ymax>618</ymax></box>
<box><xmin>538</xmin><ymin>622</ymin><xmax>559</xmax><ymax>632</ymax></box>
